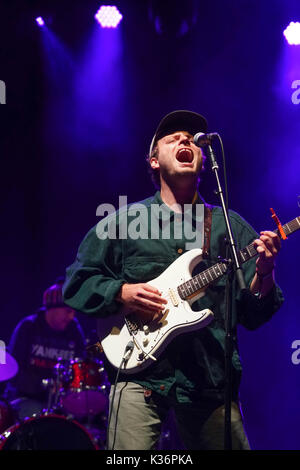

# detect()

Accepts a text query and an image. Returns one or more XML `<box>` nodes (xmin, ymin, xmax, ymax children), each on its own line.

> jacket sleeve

<box><xmin>237</xmin><ymin>284</ymin><xmax>284</xmax><ymax>330</ymax></box>
<box><xmin>232</xmin><ymin>214</ymin><xmax>284</xmax><ymax>330</ymax></box>
<box><xmin>63</xmin><ymin>222</ymin><xmax>125</xmax><ymax>318</ymax></box>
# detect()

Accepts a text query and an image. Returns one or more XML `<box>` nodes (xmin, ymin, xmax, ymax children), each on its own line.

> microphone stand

<box><xmin>205</xmin><ymin>142</ymin><xmax>247</xmax><ymax>450</ymax></box>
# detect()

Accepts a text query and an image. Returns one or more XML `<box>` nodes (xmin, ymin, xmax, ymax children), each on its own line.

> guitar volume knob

<box><xmin>143</xmin><ymin>325</ymin><xmax>150</xmax><ymax>335</ymax></box>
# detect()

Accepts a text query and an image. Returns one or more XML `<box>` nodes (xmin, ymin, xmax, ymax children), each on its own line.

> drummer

<box><xmin>3</xmin><ymin>278</ymin><xmax>86</xmax><ymax>420</ymax></box>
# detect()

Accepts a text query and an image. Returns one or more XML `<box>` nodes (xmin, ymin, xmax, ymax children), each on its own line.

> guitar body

<box><xmin>95</xmin><ymin>214</ymin><xmax>300</xmax><ymax>374</ymax></box>
<box><xmin>97</xmin><ymin>249</ymin><xmax>214</xmax><ymax>374</ymax></box>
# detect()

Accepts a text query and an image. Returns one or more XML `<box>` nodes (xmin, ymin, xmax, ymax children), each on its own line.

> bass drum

<box><xmin>0</xmin><ymin>400</ymin><xmax>14</xmax><ymax>434</ymax></box>
<box><xmin>0</xmin><ymin>413</ymin><xmax>99</xmax><ymax>450</ymax></box>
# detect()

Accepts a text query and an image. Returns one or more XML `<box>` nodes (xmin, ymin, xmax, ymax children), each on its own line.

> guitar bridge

<box><xmin>125</xmin><ymin>316</ymin><xmax>139</xmax><ymax>335</ymax></box>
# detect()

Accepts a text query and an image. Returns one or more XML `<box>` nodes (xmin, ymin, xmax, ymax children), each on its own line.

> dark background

<box><xmin>0</xmin><ymin>0</ymin><xmax>299</xmax><ymax>449</ymax></box>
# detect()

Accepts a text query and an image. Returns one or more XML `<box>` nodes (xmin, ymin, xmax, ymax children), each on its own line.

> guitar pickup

<box><xmin>168</xmin><ymin>288</ymin><xmax>179</xmax><ymax>307</ymax></box>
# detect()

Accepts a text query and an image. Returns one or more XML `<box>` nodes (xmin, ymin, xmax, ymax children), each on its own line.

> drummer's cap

<box><xmin>42</xmin><ymin>278</ymin><xmax>66</xmax><ymax>309</ymax></box>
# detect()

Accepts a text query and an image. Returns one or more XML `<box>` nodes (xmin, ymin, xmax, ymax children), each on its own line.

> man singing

<box><xmin>63</xmin><ymin>110</ymin><xmax>284</xmax><ymax>450</ymax></box>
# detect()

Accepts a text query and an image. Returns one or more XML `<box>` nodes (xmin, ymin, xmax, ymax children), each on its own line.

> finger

<box><xmin>141</xmin><ymin>290</ymin><xmax>168</xmax><ymax>304</ymax></box>
<box><xmin>255</xmin><ymin>242</ymin><xmax>274</xmax><ymax>262</ymax></box>
<box><xmin>143</xmin><ymin>284</ymin><xmax>167</xmax><ymax>300</ymax></box>
<box><xmin>142</xmin><ymin>283</ymin><xmax>161</xmax><ymax>294</ymax></box>
<box><xmin>253</xmin><ymin>239</ymin><xmax>266</xmax><ymax>251</ymax></box>
<box><xmin>255</xmin><ymin>243</ymin><xmax>276</xmax><ymax>272</ymax></box>
<box><xmin>135</xmin><ymin>296</ymin><xmax>166</xmax><ymax>311</ymax></box>
<box><xmin>134</xmin><ymin>285</ymin><xmax>164</xmax><ymax>302</ymax></box>
<box><xmin>256</xmin><ymin>246</ymin><xmax>269</xmax><ymax>262</ymax></box>
<box><xmin>131</xmin><ymin>301</ymin><xmax>161</xmax><ymax>315</ymax></box>
<box><xmin>259</xmin><ymin>235</ymin><xmax>277</xmax><ymax>252</ymax></box>
<box><xmin>259</xmin><ymin>234</ymin><xmax>281</xmax><ymax>257</ymax></box>
<box><xmin>131</xmin><ymin>304</ymin><xmax>164</xmax><ymax>321</ymax></box>
<box><xmin>140</xmin><ymin>284</ymin><xmax>168</xmax><ymax>304</ymax></box>
<box><xmin>260</xmin><ymin>230</ymin><xmax>281</xmax><ymax>246</ymax></box>
<box><xmin>254</xmin><ymin>239</ymin><xmax>272</xmax><ymax>254</ymax></box>
<box><xmin>255</xmin><ymin>244</ymin><xmax>265</xmax><ymax>253</ymax></box>
<box><xmin>260</xmin><ymin>231</ymin><xmax>281</xmax><ymax>251</ymax></box>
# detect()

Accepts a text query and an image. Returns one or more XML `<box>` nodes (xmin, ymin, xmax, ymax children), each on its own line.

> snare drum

<box><xmin>0</xmin><ymin>413</ymin><xmax>99</xmax><ymax>450</ymax></box>
<box><xmin>59</xmin><ymin>358</ymin><xmax>109</xmax><ymax>418</ymax></box>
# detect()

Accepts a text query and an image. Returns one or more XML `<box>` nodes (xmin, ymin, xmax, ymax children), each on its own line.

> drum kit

<box><xmin>0</xmin><ymin>349</ymin><xmax>110</xmax><ymax>450</ymax></box>
<box><xmin>0</xmin><ymin>346</ymin><xmax>175</xmax><ymax>450</ymax></box>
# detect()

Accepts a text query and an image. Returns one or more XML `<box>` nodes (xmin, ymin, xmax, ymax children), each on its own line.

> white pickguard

<box><xmin>97</xmin><ymin>249</ymin><xmax>214</xmax><ymax>374</ymax></box>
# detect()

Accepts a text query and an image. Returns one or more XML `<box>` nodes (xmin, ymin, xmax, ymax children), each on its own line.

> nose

<box><xmin>179</xmin><ymin>134</ymin><xmax>192</xmax><ymax>146</ymax></box>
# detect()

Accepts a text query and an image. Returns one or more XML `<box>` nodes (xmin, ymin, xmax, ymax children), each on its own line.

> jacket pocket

<box><xmin>124</xmin><ymin>256</ymin><xmax>172</xmax><ymax>283</ymax></box>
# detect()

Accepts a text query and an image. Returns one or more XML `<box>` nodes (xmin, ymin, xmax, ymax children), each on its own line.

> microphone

<box><xmin>194</xmin><ymin>132</ymin><xmax>218</xmax><ymax>148</ymax></box>
<box><xmin>122</xmin><ymin>341</ymin><xmax>134</xmax><ymax>361</ymax></box>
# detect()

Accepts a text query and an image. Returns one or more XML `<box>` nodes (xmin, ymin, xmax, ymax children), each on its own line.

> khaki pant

<box><xmin>107</xmin><ymin>382</ymin><xmax>250</xmax><ymax>450</ymax></box>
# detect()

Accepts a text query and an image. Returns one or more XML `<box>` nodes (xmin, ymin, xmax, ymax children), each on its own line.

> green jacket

<box><xmin>63</xmin><ymin>191</ymin><xmax>284</xmax><ymax>403</ymax></box>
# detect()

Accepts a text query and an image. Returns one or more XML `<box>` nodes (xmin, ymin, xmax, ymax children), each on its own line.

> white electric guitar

<box><xmin>97</xmin><ymin>216</ymin><xmax>300</xmax><ymax>374</ymax></box>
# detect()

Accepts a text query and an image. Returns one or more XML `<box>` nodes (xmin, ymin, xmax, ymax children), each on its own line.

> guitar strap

<box><xmin>202</xmin><ymin>203</ymin><xmax>213</xmax><ymax>259</ymax></box>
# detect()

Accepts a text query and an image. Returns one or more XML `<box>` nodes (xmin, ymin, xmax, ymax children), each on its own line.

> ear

<box><xmin>149</xmin><ymin>157</ymin><xmax>159</xmax><ymax>170</ymax></box>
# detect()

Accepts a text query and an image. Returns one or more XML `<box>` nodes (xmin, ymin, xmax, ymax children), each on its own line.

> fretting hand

<box><xmin>254</xmin><ymin>230</ymin><xmax>281</xmax><ymax>275</ymax></box>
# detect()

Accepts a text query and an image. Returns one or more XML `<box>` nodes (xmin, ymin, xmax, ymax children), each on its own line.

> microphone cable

<box><xmin>215</xmin><ymin>134</ymin><xmax>228</xmax><ymax>212</ymax></box>
<box><xmin>105</xmin><ymin>340</ymin><xmax>134</xmax><ymax>450</ymax></box>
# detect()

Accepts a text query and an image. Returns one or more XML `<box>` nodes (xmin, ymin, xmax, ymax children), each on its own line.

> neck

<box><xmin>160</xmin><ymin>180</ymin><xmax>198</xmax><ymax>210</ymax></box>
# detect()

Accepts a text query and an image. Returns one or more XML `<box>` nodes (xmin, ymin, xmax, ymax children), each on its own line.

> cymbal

<box><xmin>0</xmin><ymin>351</ymin><xmax>18</xmax><ymax>381</ymax></box>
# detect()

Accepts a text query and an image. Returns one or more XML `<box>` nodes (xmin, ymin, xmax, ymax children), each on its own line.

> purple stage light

<box><xmin>36</xmin><ymin>16</ymin><xmax>45</xmax><ymax>27</ymax></box>
<box><xmin>94</xmin><ymin>5</ymin><xmax>123</xmax><ymax>28</ymax></box>
<box><xmin>283</xmin><ymin>21</ymin><xmax>300</xmax><ymax>45</ymax></box>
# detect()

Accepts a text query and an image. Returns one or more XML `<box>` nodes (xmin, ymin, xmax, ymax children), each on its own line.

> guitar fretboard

<box><xmin>177</xmin><ymin>216</ymin><xmax>300</xmax><ymax>300</ymax></box>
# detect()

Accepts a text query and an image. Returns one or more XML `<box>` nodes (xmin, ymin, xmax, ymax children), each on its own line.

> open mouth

<box><xmin>176</xmin><ymin>148</ymin><xmax>194</xmax><ymax>163</ymax></box>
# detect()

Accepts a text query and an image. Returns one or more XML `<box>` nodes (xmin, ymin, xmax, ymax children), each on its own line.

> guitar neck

<box><xmin>177</xmin><ymin>216</ymin><xmax>300</xmax><ymax>300</ymax></box>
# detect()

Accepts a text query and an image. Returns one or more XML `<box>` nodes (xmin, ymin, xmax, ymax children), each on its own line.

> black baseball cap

<box><xmin>149</xmin><ymin>110</ymin><xmax>208</xmax><ymax>155</ymax></box>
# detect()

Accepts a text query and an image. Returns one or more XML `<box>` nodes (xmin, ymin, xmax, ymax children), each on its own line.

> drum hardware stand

<box><xmin>42</xmin><ymin>378</ymin><xmax>55</xmax><ymax>412</ymax></box>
